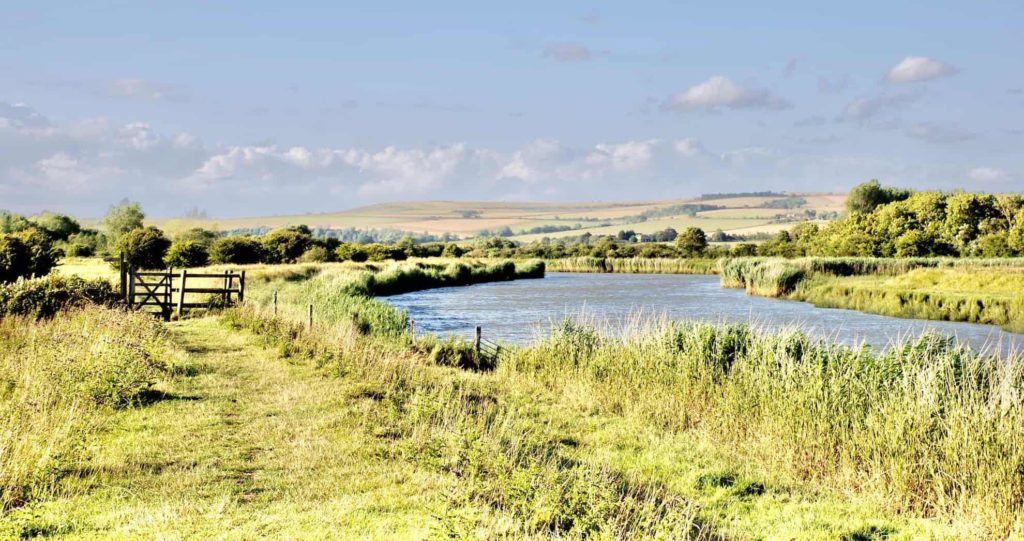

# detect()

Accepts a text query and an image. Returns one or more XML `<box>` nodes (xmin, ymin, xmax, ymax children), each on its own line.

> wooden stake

<box><xmin>176</xmin><ymin>269</ymin><xmax>187</xmax><ymax>318</ymax></box>
<box><xmin>308</xmin><ymin>304</ymin><xmax>313</xmax><ymax>329</ymax></box>
<box><xmin>272</xmin><ymin>290</ymin><xmax>278</xmax><ymax>316</ymax></box>
<box><xmin>475</xmin><ymin>326</ymin><xmax>482</xmax><ymax>356</ymax></box>
<box><xmin>238</xmin><ymin>270</ymin><xmax>246</xmax><ymax>304</ymax></box>
<box><xmin>410</xmin><ymin>319</ymin><xmax>416</xmax><ymax>343</ymax></box>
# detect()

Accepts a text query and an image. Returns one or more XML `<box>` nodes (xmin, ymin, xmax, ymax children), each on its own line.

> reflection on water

<box><xmin>386</xmin><ymin>273</ymin><xmax>1020</xmax><ymax>357</ymax></box>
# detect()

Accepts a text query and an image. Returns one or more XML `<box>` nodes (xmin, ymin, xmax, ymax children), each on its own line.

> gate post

<box><xmin>177</xmin><ymin>269</ymin><xmax>187</xmax><ymax>318</ymax></box>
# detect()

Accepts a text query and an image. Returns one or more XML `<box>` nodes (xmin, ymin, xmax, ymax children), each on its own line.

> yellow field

<box><xmin>149</xmin><ymin>193</ymin><xmax>845</xmax><ymax>239</ymax></box>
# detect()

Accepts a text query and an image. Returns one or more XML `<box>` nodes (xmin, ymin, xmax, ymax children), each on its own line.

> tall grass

<box><xmin>0</xmin><ymin>307</ymin><xmax>176</xmax><ymax>510</ymax></box>
<box><xmin>547</xmin><ymin>257</ymin><xmax>717</xmax><ymax>274</ymax></box>
<box><xmin>506</xmin><ymin>319</ymin><xmax>1024</xmax><ymax>536</ymax></box>
<box><xmin>720</xmin><ymin>257</ymin><xmax>1024</xmax><ymax>331</ymax></box>
<box><xmin>237</xmin><ymin>262</ymin><xmax>1024</xmax><ymax>535</ymax></box>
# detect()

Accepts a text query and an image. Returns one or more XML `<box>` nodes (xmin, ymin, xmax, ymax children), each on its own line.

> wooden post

<box><xmin>128</xmin><ymin>269</ymin><xmax>136</xmax><ymax>309</ymax></box>
<box><xmin>238</xmin><ymin>270</ymin><xmax>246</xmax><ymax>304</ymax></box>
<box><xmin>164</xmin><ymin>268</ymin><xmax>172</xmax><ymax>321</ymax></box>
<box><xmin>177</xmin><ymin>269</ymin><xmax>187</xmax><ymax>318</ymax></box>
<box><xmin>308</xmin><ymin>304</ymin><xmax>313</xmax><ymax>329</ymax></box>
<box><xmin>272</xmin><ymin>290</ymin><xmax>278</xmax><ymax>316</ymax></box>
<box><xmin>223</xmin><ymin>272</ymin><xmax>232</xmax><ymax>304</ymax></box>
<box><xmin>410</xmin><ymin>319</ymin><xmax>416</xmax><ymax>343</ymax></box>
<box><xmin>475</xmin><ymin>326</ymin><xmax>482</xmax><ymax>356</ymax></box>
<box><xmin>119</xmin><ymin>252</ymin><xmax>127</xmax><ymax>301</ymax></box>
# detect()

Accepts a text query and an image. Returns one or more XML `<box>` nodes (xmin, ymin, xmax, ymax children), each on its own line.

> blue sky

<box><xmin>1</xmin><ymin>1</ymin><xmax>1022</xmax><ymax>217</ymax></box>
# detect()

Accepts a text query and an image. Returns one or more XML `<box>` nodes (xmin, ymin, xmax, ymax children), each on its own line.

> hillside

<box><xmin>150</xmin><ymin>193</ymin><xmax>846</xmax><ymax>240</ymax></box>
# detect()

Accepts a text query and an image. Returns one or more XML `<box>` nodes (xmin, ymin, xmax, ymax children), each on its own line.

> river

<box><xmin>386</xmin><ymin>273</ymin><xmax>1020</xmax><ymax>356</ymax></box>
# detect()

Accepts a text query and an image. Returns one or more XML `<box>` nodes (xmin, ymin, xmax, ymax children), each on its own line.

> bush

<box><xmin>0</xmin><ymin>229</ymin><xmax>58</xmax><ymax>283</ymax></box>
<box><xmin>0</xmin><ymin>274</ymin><xmax>119</xmax><ymax>319</ymax></box>
<box><xmin>117</xmin><ymin>227</ymin><xmax>171</xmax><ymax>270</ymax></box>
<box><xmin>335</xmin><ymin>243</ymin><xmax>369</xmax><ymax>262</ymax></box>
<box><xmin>209</xmin><ymin>237</ymin><xmax>265</xmax><ymax>264</ymax></box>
<box><xmin>262</xmin><ymin>227</ymin><xmax>313</xmax><ymax>263</ymax></box>
<box><xmin>164</xmin><ymin>240</ymin><xmax>210</xmax><ymax>268</ymax></box>
<box><xmin>299</xmin><ymin>246</ymin><xmax>332</xmax><ymax>263</ymax></box>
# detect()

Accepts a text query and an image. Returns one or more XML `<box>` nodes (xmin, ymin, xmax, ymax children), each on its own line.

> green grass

<box><xmin>0</xmin><ymin>307</ymin><xmax>177</xmax><ymax>512</ymax></box>
<box><xmin>720</xmin><ymin>257</ymin><xmax>1024</xmax><ymax>332</ymax></box>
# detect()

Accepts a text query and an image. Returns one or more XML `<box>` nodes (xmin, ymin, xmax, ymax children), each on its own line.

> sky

<box><xmin>1</xmin><ymin>1</ymin><xmax>1022</xmax><ymax>218</ymax></box>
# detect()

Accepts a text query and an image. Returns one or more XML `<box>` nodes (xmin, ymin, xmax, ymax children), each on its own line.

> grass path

<box><xmin>6</xmin><ymin>317</ymin><xmax>443</xmax><ymax>539</ymax></box>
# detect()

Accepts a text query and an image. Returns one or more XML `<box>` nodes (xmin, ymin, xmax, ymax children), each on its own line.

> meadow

<box><xmin>4</xmin><ymin>256</ymin><xmax>1023</xmax><ymax>538</ymax></box>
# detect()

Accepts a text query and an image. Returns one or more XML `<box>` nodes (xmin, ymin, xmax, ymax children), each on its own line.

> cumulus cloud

<box><xmin>0</xmin><ymin>102</ymin><xmax>50</xmax><ymax>128</ymax></box>
<box><xmin>663</xmin><ymin>76</ymin><xmax>791</xmax><ymax>112</ymax></box>
<box><xmin>886</xmin><ymin>56</ymin><xmax>957</xmax><ymax>83</ymax></box>
<box><xmin>968</xmin><ymin>167</ymin><xmax>1009</xmax><ymax>183</ymax></box>
<box><xmin>543</xmin><ymin>43</ymin><xmax>592</xmax><ymax>62</ymax></box>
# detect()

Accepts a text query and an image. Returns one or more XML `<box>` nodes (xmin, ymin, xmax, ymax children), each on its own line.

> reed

<box><xmin>546</xmin><ymin>257</ymin><xmax>717</xmax><ymax>274</ymax></box>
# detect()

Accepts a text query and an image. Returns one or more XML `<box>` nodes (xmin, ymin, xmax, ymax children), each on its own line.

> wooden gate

<box><xmin>121</xmin><ymin>259</ymin><xmax>245</xmax><ymax>321</ymax></box>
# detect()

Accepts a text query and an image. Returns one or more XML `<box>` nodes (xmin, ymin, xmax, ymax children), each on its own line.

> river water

<box><xmin>386</xmin><ymin>273</ymin><xmax>1020</xmax><ymax>356</ymax></box>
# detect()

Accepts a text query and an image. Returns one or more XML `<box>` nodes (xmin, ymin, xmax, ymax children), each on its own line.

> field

<box><xmin>4</xmin><ymin>258</ymin><xmax>1021</xmax><ymax>538</ymax></box>
<box><xmin>148</xmin><ymin>193</ymin><xmax>845</xmax><ymax>240</ymax></box>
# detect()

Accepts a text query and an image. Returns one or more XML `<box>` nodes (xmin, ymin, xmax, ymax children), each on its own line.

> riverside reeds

<box><xmin>720</xmin><ymin>257</ymin><xmax>1024</xmax><ymax>331</ymax></box>
<box><xmin>237</xmin><ymin>262</ymin><xmax>1024</xmax><ymax>536</ymax></box>
<box><xmin>546</xmin><ymin>257</ymin><xmax>717</xmax><ymax>274</ymax></box>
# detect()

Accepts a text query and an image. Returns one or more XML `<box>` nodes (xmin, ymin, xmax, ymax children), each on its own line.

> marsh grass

<box><xmin>720</xmin><ymin>257</ymin><xmax>1024</xmax><ymax>332</ymax></box>
<box><xmin>237</xmin><ymin>262</ymin><xmax>1024</xmax><ymax>536</ymax></box>
<box><xmin>547</xmin><ymin>257</ymin><xmax>718</xmax><ymax>274</ymax></box>
<box><xmin>0</xmin><ymin>307</ymin><xmax>177</xmax><ymax>510</ymax></box>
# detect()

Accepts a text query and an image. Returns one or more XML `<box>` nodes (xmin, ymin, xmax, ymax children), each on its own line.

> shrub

<box><xmin>335</xmin><ymin>243</ymin><xmax>369</xmax><ymax>262</ymax></box>
<box><xmin>164</xmin><ymin>240</ymin><xmax>210</xmax><ymax>268</ymax></box>
<box><xmin>209</xmin><ymin>237</ymin><xmax>265</xmax><ymax>264</ymax></box>
<box><xmin>299</xmin><ymin>246</ymin><xmax>332</xmax><ymax>263</ymax></box>
<box><xmin>262</xmin><ymin>227</ymin><xmax>313</xmax><ymax>263</ymax></box>
<box><xmin>0</xmin><ymin>274</ymin><xmax>118</xmax><ymax>319</ymax></box>
<box><xmin>0</xmin><ymin>229</ymin><xmax>58</xmax><ymax>283</ymax></box>
<box><xmin>117</xmin><ymin>226</ymin><xmax>171</xmax><ymax>270</ymax></box>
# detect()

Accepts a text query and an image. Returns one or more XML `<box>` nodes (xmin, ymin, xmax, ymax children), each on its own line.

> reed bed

<box><xmin>0</xmin><ymin>307</ymin><xmax>176</xmax><ymax>510</ymax></box>
<box><xmin>546</xmin><ymin>257</ymin><xmax>718</xmax><ymax>274</ymax></box>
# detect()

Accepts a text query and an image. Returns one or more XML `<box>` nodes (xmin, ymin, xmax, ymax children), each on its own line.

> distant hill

<box><xmin>149</xmin><ymin>193</ymin><xmax>846</xmax><ymax>240</ymax></box>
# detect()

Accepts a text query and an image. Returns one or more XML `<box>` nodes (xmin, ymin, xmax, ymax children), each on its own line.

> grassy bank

<box><xmin>0</xmin><ymin>307</ymin><xmax>177</xmax><ymax>511</ymax></box>
<box><xmin>230</xmin><ymin>263</ymin><xmax>1021</xmax><ymax>537</ymax></box>
<box><xmin>546</xmin><ymin>256</ymin><xmax>717</xmax><ymax>274</ymax></box>
<box><xmin>720</xmin><ymin>257</ymin><xmax>1024</xmax><ymax>332</ymax></box>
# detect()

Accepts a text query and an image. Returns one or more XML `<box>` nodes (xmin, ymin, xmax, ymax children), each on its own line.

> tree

<box><xmin>209</xmin><ymin>237</ymin><xmax>265</xmax><ymax>264</ymax></box>
<box><xmin>675</xmin><ymin>227</ymin><xmax>707</xmax><ymax>257</ymax></box>
<box><xmin>103</xmin><ymin>201</ymin><xmax>145</xmax><ymax>251</ymax></box>
<box><xmin>164</xmin><ymin>240</ymin><xmax>210</xmax><ymax>267</ymax></box>
<box><xmin>118</xmin><ymin>226</ymin><xmax>171</xmax><ymax>269</ymax></box>
<box><xmin>30</xmin><ymin>212</ymin><xmax>81</xmax><ymax>241</ymax></box>
<box><xmin>845</xmin><ymin>180</ymin><xmax>911</xmax><ymax>214</ymax></box>
<box><xmin>262</xmin><ymin>227</ymin><xmax>313</xmax><ymax>263</ymax></box>
<box><xmin>0</xmin><ymin>235</ymin><xmax>32</xmax><ymax>282</ymax></box>
<box><xmin>174</xmin><ymin>227</ymin><xmax>220</xmax><ymax>247</ymax></box>
<box><xmin>0</xmin><ymin>211</ymin><xmax>31</xmax><ymax>234</ymax></box>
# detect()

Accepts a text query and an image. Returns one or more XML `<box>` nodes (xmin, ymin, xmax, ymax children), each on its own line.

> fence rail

<box><xmin>120</xmin><ymin>255</ymin><xmax>245</xmax><ymax>321</ymax></box>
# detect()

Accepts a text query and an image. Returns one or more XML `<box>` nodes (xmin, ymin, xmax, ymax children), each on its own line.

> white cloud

<box><xmin>906</xmin><ymin>123</ymin><xmax>976</xmax><ymax>144</ymax></box>
<box><xmin>543</xmin><ymin>43</ymin><xmax>592</xmax><ymax>62</ymax></box>
<box><xmin>663</xmin><ymin>76</ymin><xmax>790</xmax><ymax>112</ymax></box>
<box><xmin>968</xmin><ymin>167</ymin><xmax>1009</xmax><ymax>183</ymax></box>
<box><xmin>673</xmin><ymin>138</ymin><xmax>706</xmax><ymax>157</ymax></box>
<box><xmin>838</xmin><ymin>92</ymin><xmax>919</xmax><ymax>122</ymax></box>
<box><xmin>886</xmin><ymin>56</ymin><xmax>957</xmax><ymax>83</ymax></box>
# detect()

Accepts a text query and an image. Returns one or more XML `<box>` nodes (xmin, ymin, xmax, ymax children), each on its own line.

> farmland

<box><xmin>149</xmin><ymin>193</ymin><xmax>844</xmax><ymax>240</ymax></box>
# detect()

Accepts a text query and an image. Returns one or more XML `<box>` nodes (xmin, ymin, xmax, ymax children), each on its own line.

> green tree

<box><xmin>103</xmin><ymin>201</ymin><xmax>145</xmax><ymax>251</ymax></box>
<box><xmin>118</xmin><ymin>227</ymin><xmax>171</xmax><ymax>269</ymax></box>
<box><xmin>164</xmin><ymin>240</ymin><xmax>210</xmax><ymax>267</ymax></box>
<box><xmin>209</xmin><ymin>237</ymin><xmax>265</xmax><ymax>264</ymax></box>
<box><xmin>335</xmin><ymin>243</ymin><xmax>369</xmax><ymax>262</ymax></box>
<box><xmin>675</xmin><ymin>227</ymin><xmax>708</xmax><ymax>257</ymax></box>
<box><xmin>0</xmin><ymin>235</ymin><xmax>32</xmax><ymax>282</ymax></box>
<box><xmin>262</xmin><ymin>227</ymin><xmax>313</xmax><ymax>263</ymax></box>
<box><xmin>845</xmin><ymin>180</ymin><xmax>911</xmax><ymax>214</ymax></box>
<box><xmin>174</xmin><ymin>227</ymin><xmax>220</xmax><ymax>247</ymax></box>
<box><xmin>30</xmin><ymin>212</ymin><xmax>81</xmax><ymax>241</ymax></box>
<box><xmin>0</xmin><ymin>211</ymin><xmax>31</xmax><ymax>234</ymax></box>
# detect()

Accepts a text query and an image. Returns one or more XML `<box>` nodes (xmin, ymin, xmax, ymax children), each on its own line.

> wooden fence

<box><xmin>120</xmin><ymin>257</ymin><xmax>245</xmax><ymax>321</ymax></box>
